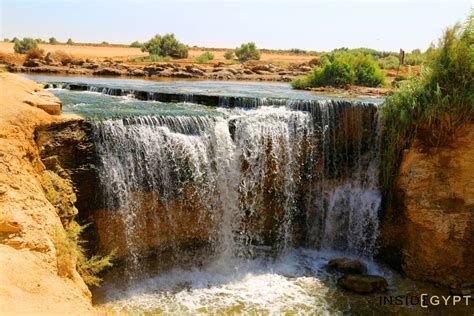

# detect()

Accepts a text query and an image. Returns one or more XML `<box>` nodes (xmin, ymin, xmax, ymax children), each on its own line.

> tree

<box><xmin>130</xmin><ymin>41</ymin><xmax>142</xmax><ymax>48</ymax></box>
<box><xmin>49</xmin><ymin>37</ymin><xmax>59</xmax><ymax>45</ymax></box>
<box><xmin>141</xmin><ymin>33</ymin><xmax>188</xmax><ymax>59</ymax></box>
<box><xmin>14</xmin><ymin>38</ymin><xmax>38</xmax><ymax>54</ymax></box>
<box><xmin>224</xmin><ymin>49</ymin><xmax>234</xmax><ymax>60</ymax></box>
<box><xmin>66</xmin><ymin>38</ymin><xmax>74</xmax><ymax>45</ymax></box>
<box><xmin>235</xmin><ymin>42</ymin><xmax>260</xmax><ymax>62</ymax></box>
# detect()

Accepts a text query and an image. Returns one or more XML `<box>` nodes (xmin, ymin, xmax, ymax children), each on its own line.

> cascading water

<box><xmin>92</xmin><ymin>99</ymin><xmax>381</xmax><ymax>267</ymax></box>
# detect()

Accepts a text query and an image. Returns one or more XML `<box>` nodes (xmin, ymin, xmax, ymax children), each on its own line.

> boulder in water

<box><xmin>337</xmin><ymin>274</ymin><xmax>388</xmax><ymax>293</ymax></box>
<box><xmin>326</xmin><ymin>258</ymin><xmax>367</xmax><ymax>274</ymax></box>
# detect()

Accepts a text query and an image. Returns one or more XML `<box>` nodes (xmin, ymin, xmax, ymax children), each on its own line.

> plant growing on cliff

<box><xmin>141</xmin><ymin>33</ymin><xmax>188</xmax><ymax>59</ymax></box>
<box><xmin>13</xmin><ymin>38</ymin><xmax>38</xmax><ymax>54</ymax></box>
<box><xmin>235</xmin><ymin>42</ymin><xmax>261</xmax><ymax>62</ymax></box>
<box><xmin>194</xmin><ymin>51</ymin><xmax>214</xmax><ymax>63</ymax></box>
<box><xmin>52</xmin><ymin>222</ymin><xmax>115</xmax><ymax>287</ymax></box>
<box><xmin>380</xmin><ymin>13</ymin><xmax>473</xmax><ymax>194</ymax></box>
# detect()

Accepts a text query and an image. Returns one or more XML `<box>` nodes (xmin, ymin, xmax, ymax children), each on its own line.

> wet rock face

<box><xmin>337</xmin><ymin>274</ymin><xmax>388</xmax><ymax>293</ymax></box>
<box><xmin>326</xmin><ymin>258</ymin><xmax>368</xmax><ymax>275</ymax></box>
<box><xmin>380</xmin><ymin>124</ymin><xmax>474</xmax><ymax>289</ymax></box>
<box><xmin>35</xmin><ymin>120</ymin><xmax>102</xmax><ymax>219</ymax></box>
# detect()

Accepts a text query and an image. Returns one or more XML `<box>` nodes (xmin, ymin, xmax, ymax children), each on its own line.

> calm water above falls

<box><xmin>26</xmin><ymin>75</ymin><xmax>458</xmax><ymax>315</ymax></box>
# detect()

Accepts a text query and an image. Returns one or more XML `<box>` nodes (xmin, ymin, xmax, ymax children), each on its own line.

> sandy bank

<box><xmin>0</xmin><ymin>73</ymin><xmax>98</xmax><ymax>315</ymax></box>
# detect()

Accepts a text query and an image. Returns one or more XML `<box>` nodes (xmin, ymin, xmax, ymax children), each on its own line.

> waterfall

<box><xmin>92</xmin><ymin>100</ymin><xmax>382</xmax><ymax>274</ymax></box>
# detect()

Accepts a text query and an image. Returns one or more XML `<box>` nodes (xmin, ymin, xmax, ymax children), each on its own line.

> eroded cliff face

<box><xmin>380</xmin><ymin>125</ymin><xmax>474</xmax><ymax>290</ymax></box>
<box><xmin>0</xmin><ymin>73</ymin><xmax>94</xmax><ymax>315</ymax></box>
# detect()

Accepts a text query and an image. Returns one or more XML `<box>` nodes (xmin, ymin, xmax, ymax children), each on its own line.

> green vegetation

<box><xmin>41</xmin><ymin>170</ymin><xmax>114</xmax><ymax>287</ymax></box>
<box><xmin>224</xmin><ymin>49</ymin><xmax>234</xmax><ymax>60</ymax></box>
<box><xmin>3</xmin><ymin>38</ymin><xmax>9</xmax><ymax>42</ymax></box>
<box><xmin>101</xmin><ymin>41</ymin><xmax>109</xmax><ymax>45</ymax></box>
<box><xmin>194</xmin><ymin>51</ymin><xmax>214</xmax><ymax>63</ymax></box>
<box><xmin>353</xmin><ymin>54</ymin><xmax>385</xmax><ymax>87</ymax></box>
<box><xmin>13</xmin><ymin>38</ymin><xmax>38</xmax><ymax>54</ymax></box>
<box><xmin>130</xmin><ymin>40</ymin><xmax>142</xmax><ymax>48</ymax></box>
<box><xmin>10</xmin><ymin>37</ymin><xmax>19</xmax><ymax>43</ymax></box>
<box><xmin>141</xmin><ymin>33</ymin><xmax>188</xmax><ymax>59</ymax></box>
<box><xmin>129</xmin><ymin>55</ymin><xmax>172</xmax><ymax>63</ymax></box>
<box><xmin>49</xmin><ymin>37</ymin><xmax>59</xmax><ymax>45</ymax></box>
<box><xmin>288</xmin><ymin>48</ymin><xmax>307</xmax><ymax>55</ymax></box>
<box><xmin>66</xmin><ymin>38</ymin><xmax>74</xmax><ymax>45</ymax></box>
<box><xmin>235</xmin><ymin>42</ymin><xmax>261</xmax><ymax>62</ymax></box>
<box><xmin>380</xmin><ymin>14</ymin><xmax>473</xmax><ymax>194</ymax></box>
<box><xmin>292</xmin><ymin>52</ymin><xmax>385</xmax><ymax>88</ymax></box>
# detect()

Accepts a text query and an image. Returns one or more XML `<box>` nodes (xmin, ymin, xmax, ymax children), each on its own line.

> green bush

<box><xmin>292</xmin><ymin>52</ymin><xmax>385</xmax><ymax>88</ymax></box>
<box><xmin>3</xmin><ymin>38</ymin><xmax>8</xmax><ymax>42</ymax></box>
<box><xmin>66</xmin><ymin>38</ymin><xmax>74</xmax><ymax>45</ymax></box>
<box><xmin>289</xmin><ymin>48</ymin><xmax>307</xmax><ymax>55</ymax></box>
<box><xmin>292</xmin><ymin>56</ymin><xmax>355</xmax><ymax>88</ymax></box>
<box><xmin>380</xmin><ymin>14</ymin><xmax>473</xmax><ymax>195</ymax></box>
<box><xmin>101</xmin><ymin>41</ymin><xmax>109</xmax><ymax>45</ymax></box>
<box><xmin>141</xmin><ymin>33</ymin><xmax>188</xmax><ymax>59</ymax></box>
<box><xmin>378</xmin><ymin>55</ymin><xmax>399</xmax><ymax>69</ymax></box>
<box><xmin>235</xmin><ymin>42</ymin><xmax>261</xmax><ymax>62</ymax></box>
<box><xmin>130</xmin><ymin>41</ymin><xmax>142</xmax><ymax>48</ymax></box>
<box><xmin>194</xmin><ymin>51</ymin><xmax>214</xmax><ymax>63</ymax></box>
<box><xmin>49</xmin><ymin>37</ymin><xmax>59</xmax><ymax>45</ymax></box>
<box><xmin>224</xmin><ymin>49</ymin><xmax>234</xmax><ymax>60</ymax></box>
<box><xmin>10</xmin><ymin>37</ymin><xmax>19</xmax><ymax>43</ymax></box>
<box><xmin>13</xmin><ymin>38</ymin><xmax>38</xmax><ymax>54</ymax></box>
<box><xmin>353</xmin><ymin>54</ymin><xmax>385</xmax><ymax>87</ymax></box>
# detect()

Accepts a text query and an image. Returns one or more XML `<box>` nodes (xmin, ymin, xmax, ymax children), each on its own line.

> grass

<box><xmin>379</xmin><ymin>14</ymin><xmax>473</xmax><ymax>196</ymax></box>
<box><xmin>129</xmin><ymin>54</ymin><xmax>172</xmax><ymax>63</ymax></box>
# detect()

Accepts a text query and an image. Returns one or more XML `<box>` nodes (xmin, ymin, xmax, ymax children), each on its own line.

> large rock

<box><xmin>337</xmin><ymin>274</ymin><xmax>388</xmax><ymax>293</ymax></box>
<box><xmin>380</xmin><ymin>124</ymin><xmax>474</xmax><ymax>288</ymax></box>
<box><xmin>326</xmin><ymin>258</ymin><xmax>367</xmax><ymax>274</ymax></box>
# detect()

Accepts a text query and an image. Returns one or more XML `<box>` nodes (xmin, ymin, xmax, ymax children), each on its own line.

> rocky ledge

<box><xmin>5</xmin><ymin>57</ymin><xmax>316</xmax><ymax>82</ymax></box>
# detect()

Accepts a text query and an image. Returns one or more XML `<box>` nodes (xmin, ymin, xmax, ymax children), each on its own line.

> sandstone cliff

<box><xmin>0</xmin><ymin>73</ymin><xmax>95</xmax><ymax>315</ymax></box>
<box><xmin>380</xmin><ymin>125</ymin><xmax>474</xmax><ymax>291</ymax></box>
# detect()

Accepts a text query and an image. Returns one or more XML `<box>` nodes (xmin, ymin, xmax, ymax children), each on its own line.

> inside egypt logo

<box><xmin>379</xmin><ymin>294</ymin><xmax>471</xmax><ymax>308</ymax></box>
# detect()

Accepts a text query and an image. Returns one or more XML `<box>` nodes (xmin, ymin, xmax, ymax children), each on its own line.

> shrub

<box><xmin>235</xmin><ymin>42</ymin><xmax>261</xmax><ymax>62</ymax></box>
<box><xmin>194</xmin><ymin>51</ymin><xmax>214</xmax><ymax>63</ymax></box>
<box><xmin>10</xmin><ymin>37</ymin><xmax>19</xmax><ymax>43</ymax></box>
<box><xmin>66</xmin><ymin>38</ymin><xmax>74</xmax><ymax>45</ymax></box>
<box><xmin>13</xmin><ymin>38</ymin><xmax>38</xmax><ymax>54</ymax></box>
<box><xmin>141</xmin><ymin>33</ymin><xmax>188</xmax><ymax>59</ymax></box>
<box><xmin>49</xmin><ymin>37</ymin><xmax>59</xmax><ymax>45</ymax></box>
<box><xmin>101</xmin><ymin>41</ymin><xmax>109</xmax><ymax>45</ymax></box>
<box><xmin>3</xmin><ymin>38</ymin><xmax>9</xmax><ymax>42</ymax></box>
<box><xmin>380</xmin><ymin>15</ymin><xmax>473</xmax><ymax>195</ymax></box>
<box><xmin>26</xmin><ymin>48</ymin><xmax>45</xmax><ymax>60</ymax></box>
<box><xmin>52</xmin><ymin>222</ymin><xmax>115</xmax><ymax>287</ymax></box>
<box><xmin>130</xmin><ymin>41</ymin><xmax>142</xmax><ymax>48</ymax></box>
<box><xmin>353</xmin><ymin>54</ymin><xmax>385</xmax><ymax>87</ymax></box>
<box><xmin>49</xmin><ymin>50</ymin><xmax>74</xmax><ymax>65</ymax></box>
<box><xmin>378</xmin><ymin>55</ymin><xmax>399</xmax><ymax>69</ymax></box>
<box><xmin>289</xmin><ymin>48</ymin><xmax>307</xmax><ymax>55</ymax></box>
<box><xmin>291</xmin><ymin>56</ymin><xmax>355</xmax><ymax>88</ymax></box>
<box><xmin>224</xmin><ymin>49</ymin><xmax>234</xmax><ymax>60</ymax></box>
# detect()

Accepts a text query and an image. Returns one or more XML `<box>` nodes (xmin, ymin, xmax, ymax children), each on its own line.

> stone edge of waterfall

<box><xmin>43</xmin><ymin>81</ymin><xmax>382</xmax><ymax>109</ymax></box>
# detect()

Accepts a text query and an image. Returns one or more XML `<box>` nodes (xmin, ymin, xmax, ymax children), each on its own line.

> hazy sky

<box><xmin>0</xmin><ymin>0</ymin><xmax>471</xmax><ymax>52</ymax></box>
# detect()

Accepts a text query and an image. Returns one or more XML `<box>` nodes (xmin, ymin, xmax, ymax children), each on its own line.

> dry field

<box><xmin>0</xmin><ymin>42</ymin><xmax>317</xmax><ymax>64</ymax></box>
